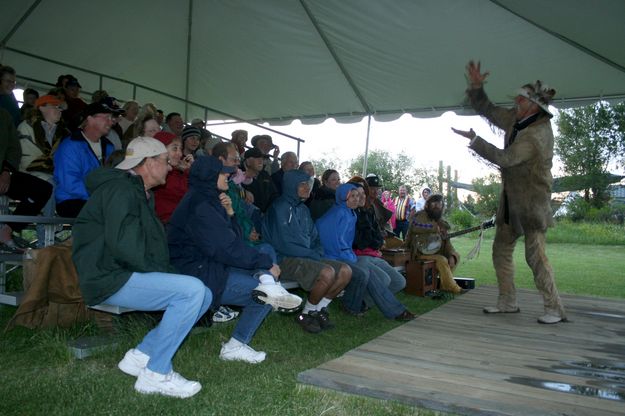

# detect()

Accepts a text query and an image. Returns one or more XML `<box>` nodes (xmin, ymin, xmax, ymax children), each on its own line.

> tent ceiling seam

<box><xmin>489</xmin><ymin>0</ymin><xmax>625</xmax><ymax>75</ymax></box>
<box><xmin>1</xmin><ymin>0</ymin><xmax>44</xmax><ymax>47</ymax></box>
<box><xmin>298</xmin><ymin>0</ymin><xmax>372</xmax><ymax>114</ymax></box>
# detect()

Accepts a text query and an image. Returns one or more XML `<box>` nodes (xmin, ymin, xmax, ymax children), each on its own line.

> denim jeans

<box><xmin>341</xmin><ymin>259</ymin><xmax>405</xmax><ymax>319</ymax></box>
<box><xmin>222</xmin><ymin>270</ymin><xmax>272</xmax><ymax>344</ymax></box>
<box><xmin>358</xmin><ymin>256</ymin><xmax>406</xmax><ymax>306</ymax></box>
<box><xmin>103</xmin><ymin>271</ymin><xmax>212</xmax><ymax>375</ymax></box>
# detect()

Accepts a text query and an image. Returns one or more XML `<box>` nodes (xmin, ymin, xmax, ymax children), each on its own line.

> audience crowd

<box><xmin>0</xmin><ymin>64</ymin><xmax>459</xmax><ymax>398</ymax></box>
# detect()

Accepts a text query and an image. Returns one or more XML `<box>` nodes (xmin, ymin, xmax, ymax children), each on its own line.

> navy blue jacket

<box><xmin>262</xmin><ymin>170</ymin><xmax>323</xmax><ymax>262</ymax></box>
<box><xmin>168</xmin><ymin>156</ymin><xmax>272</xmax><ymax>308</ymax></box>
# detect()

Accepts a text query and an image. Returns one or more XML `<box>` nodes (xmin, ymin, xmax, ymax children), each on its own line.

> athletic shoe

<box><xmin>315</xmin><ymin>307</ymin><xmax>335</xmax><ymax>330</ymax></box>
<box><xmin>339</xmin><ymin>301</ymin><xmax>365</xmax><ymax>317</ymax></box>
<box><xmin>134</xmin><ymin>368</ymin><xmax>201</xmax><ymax>398</ymax></box>
<box><xmin>537</xmin><ymin>313</ymin><xmax>564</xmax><ymax>324</ymax></box>
<box><xmin>295</xmin><ymin>312</ymin><xmax>322</xmax><ymax>333</ymax></box>
<box><xmin>219</xmin><ymin>342</ymin><xmax>266</xmax><ymax>364</ymax></box>
<box><xmin>212</xmin><ymin>305</ymin><xmax>239</xmax><ymax>323</ymax></box>
<box><xmin>118</xmin><ymin>348</ymin><xmax>150</xmax><ymax>377</ymax></box>
<box><xmin>252</xmin><ymin>283</ymin><xmax>302</xmax><ymax>312</ymax></box>
<box><xmin>483</xmin><ymin>306</ymin><xmax>521</xmax><ymax>314</ymax></box>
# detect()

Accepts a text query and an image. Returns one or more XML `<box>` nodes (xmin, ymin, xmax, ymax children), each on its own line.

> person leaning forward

<box><xmin>452</xmin><ymin>60</ymin><xmax>566</xmax><ymax>324</ymax></box>
<box><xmin>72</xmin><ymin>137</ymin><xmax>211</xmax><ymax>398</ymax></box>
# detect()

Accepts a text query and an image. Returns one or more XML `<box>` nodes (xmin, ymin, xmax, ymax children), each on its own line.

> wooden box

<box><xmin>405</xmin><ymin>260</ymin><xmax>439</xmax><ymax>297</ymax></box>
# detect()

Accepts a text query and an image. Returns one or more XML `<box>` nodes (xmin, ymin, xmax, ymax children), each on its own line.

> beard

<box><xmin>425</xmin><ymin>206</ymin><xmax>442</xmax><ymax>221</ymax></box>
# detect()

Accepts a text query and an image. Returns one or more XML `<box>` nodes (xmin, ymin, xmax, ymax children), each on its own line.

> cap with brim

<box><xmin>35</xmin><ymin>95</ymin><xmax>62</xmax><ymax>108</ymax></box>
<box><xmin>365</xmin><ymin>174</ymin><xmax>382</xmax><ymax>188</ymax></box>
<box><xmin>251</xmin><ymin>135</ymin><xmax>272</xmax><ymax>148</ymax></box>
<box><xmin>115</xmin><ymin>137</ymin><xmax>168</xmax><ymax>170</ymax></box>
<box><xmin>154</xmin><ymin>131</ymin><xmax>178</xmax><ymax>146</ymax></box>
<box><xmin>65</xmin><ymin>78</ymin><xmax>82</xmax><ymax>88</ymax></box>
<box><xmin>244</xmin><ymin>148</ymin><xmax>264</xmax><ymax>159</ymax></box>
<box><xmin>83</xmin><ymin>102</ymin><xmax>116</xmax><ymax>118</ymax></box>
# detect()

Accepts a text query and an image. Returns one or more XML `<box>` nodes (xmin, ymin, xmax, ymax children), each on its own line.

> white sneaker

<box><xmin>252</xmin><ymin>283</ymin><xmax>302</xmax><ymax>312</ymax></box>
<box><xmin>134</xmin><ymin>368</ymin><xmax>201</xmax><ymax>398</ymax></box>
<box><xmin>219</xmin><ymin>342</ymin><xmax>266</xmax><ymax>364</ymax></box>
<box><xmin>212</xmin><ymin>305</ymin><xmax>239</xmax><ymax>323</ymax></box>
<box><xmin>118</xmin><ymin>348</ymin><xmax>150</xmax><ymax>377</ymax></box>
<box><xmin>537</xmin><ymin>313</ymin><xmax>563</xmax><ymax>324</ymax></box>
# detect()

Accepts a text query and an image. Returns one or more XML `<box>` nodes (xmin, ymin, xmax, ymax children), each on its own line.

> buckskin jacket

<box><xmin>467</xmin><ymin>87</ymin><xmax>554</xmax><ymax>234</ymax></box>
<box><xmin>404</xmin><ymin>210</ymin><xmax>459</xmax><ymax>264</ymax></box>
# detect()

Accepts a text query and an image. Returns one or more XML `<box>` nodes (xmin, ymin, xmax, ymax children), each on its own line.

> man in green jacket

<box><xmin>72</xmin><ymin>137</ymin><xmax>212</xmax><ymax>398</ymax></box>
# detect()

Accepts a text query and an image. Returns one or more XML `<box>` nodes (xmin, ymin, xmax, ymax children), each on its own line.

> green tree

<box><xmin>347</xmin><ymin>150</ymin><xmax>437</xmax><ymax>195</ymax></box>
<box><xmin>555</xmin><ymin>102</ymin><xmax>625</xmax><ymax>207</ymax></box>
<box><xmin>471</xmin><ymin>173</ymin><xmax>501</xmax><ymax>217</ymax></box>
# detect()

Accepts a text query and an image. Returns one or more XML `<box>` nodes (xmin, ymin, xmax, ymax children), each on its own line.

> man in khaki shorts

<box><xmin>263</xmin><ymin>170</ymin><xmax>352</xmax><ymax>334</ymax></box>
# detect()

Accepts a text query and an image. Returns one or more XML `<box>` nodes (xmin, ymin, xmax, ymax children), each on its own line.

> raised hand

<box><xmin>451</xmin><ymin>127</ymin><xmax>476</xmax><ymax>140</ymax></box>
<box><xmin>466</xmin><ymin>60</ymin><xmax>489</xmax><ymax>88</ymax></box>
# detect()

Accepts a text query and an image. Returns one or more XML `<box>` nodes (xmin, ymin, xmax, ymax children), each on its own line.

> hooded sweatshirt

<box><xmin>72</xmin><ymin>167</ymin><xmax>174</xmax><ymax>305</ymax></box>
<box><xmin>262</xmin><ymin>169</ymin><xmax>323</xmax><ymax>262</ymax></box>
<box><xmin>316</xmin><ymin>183</ymin><xmax>358</xmax><ymax>263</ymax></box>
<box><xmin>168</xmin><ymin>156</ymin><xmax>272</xmax><ymax>308</ymax></box>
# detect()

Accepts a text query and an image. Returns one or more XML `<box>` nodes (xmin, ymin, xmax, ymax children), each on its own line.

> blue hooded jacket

<box><xmin>168</xmin><ymin>156</ymin><xmax>272</xmax><ymax>307</ymax></box>
<box><xmin>316</xmin><ymin>183</ymin><xmax>358</xmax><ymax>263</ymax></box>
<box><xmin>262</xmin><ymin>170</ymin><xmax>323</xmax><ymax>262</ymax></box>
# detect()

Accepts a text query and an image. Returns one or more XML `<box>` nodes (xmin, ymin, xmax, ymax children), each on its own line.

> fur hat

<box><xmin>517</xmin><ymin>80</ymin><xmax>556</xmax><ymax>116</ymax></box>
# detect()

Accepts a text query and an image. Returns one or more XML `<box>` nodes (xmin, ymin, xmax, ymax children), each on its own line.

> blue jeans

<box><xmin>341</xmin><ymin>259</ymin><xmax>405</xmax><ymax>319</ymax></box>
<box><xmin>363</xmin><ymin>256</ymin><xmax>406</xmax><ymax>293</ymax></box>
<box><xmin>103</xmin><ymin>272</ymin><xmax>212</xmax><ymax>374</ymax></box>
<box><xmin>222</xmin><ymin>270</ymin><xmax>272</xmax><ymax>344</ymax></box>
<box><xmin>394</xmin><ymin>219</ymin><xmax>409</xmax><ymax>240</ymax></box>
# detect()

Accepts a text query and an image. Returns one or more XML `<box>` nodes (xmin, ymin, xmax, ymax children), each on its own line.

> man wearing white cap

<box><xmin>72</xmin><ymin>137</ymin><xmax>212</xmax><ymax>398</ymax></box>
<box><xmin>452</xmin><ymin>60</ymin><xmax>566</xmax><ymax>324</ymax></box>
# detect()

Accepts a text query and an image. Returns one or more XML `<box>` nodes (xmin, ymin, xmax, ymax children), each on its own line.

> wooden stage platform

<box><xmin>298</xmin><ymin>286</ymin><xmax>625</xmax><ymax>416</ymax></box>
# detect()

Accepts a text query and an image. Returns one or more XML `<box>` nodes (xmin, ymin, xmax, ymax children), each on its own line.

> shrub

<box><xmin>448</xmin><ymin>208</ymin><xmax>475</xmax><ymax>230</ymax></box>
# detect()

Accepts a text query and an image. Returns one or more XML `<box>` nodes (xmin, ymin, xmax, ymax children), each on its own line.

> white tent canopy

<box><xmin>2</xmin><ymin>0</ymin><xmax>625</xmax><ymax>125</ymax></box>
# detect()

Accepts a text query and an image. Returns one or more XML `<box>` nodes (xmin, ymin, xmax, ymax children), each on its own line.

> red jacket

<box><xmin>154</xmin><ymin>169</ymin><xmax>189</xmax><ymax>223</ymax></box>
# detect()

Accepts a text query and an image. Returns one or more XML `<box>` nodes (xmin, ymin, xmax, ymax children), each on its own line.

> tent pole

<box><xmin>363</xmin><ymin>115</ymin><xmax>372</xmax><ymax>176</ymax></box>
<box><xmin>1</xmin><ymin>0</ymin><xmax>43</xmax><ymax>48</ymax></box>
<box><xmin>183</xmin><ymin>0</ymin><xmax>194</xmax><ymax>121</ymax></box>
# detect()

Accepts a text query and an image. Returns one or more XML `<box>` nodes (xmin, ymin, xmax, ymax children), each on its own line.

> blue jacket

<box><xmin>53</xmin><ymin>130</ymin><xmax>114</xmax><ymax>203</ymax></box>
<box><xmin>168</xmin><ymin>156</ymin><xmax>273</xmax><ymax>308</ymax></box>
<box><xmin>316</xmin><ymin>183</ymin><xmax>358</xmax><ymax>263</ymax></box>
<box><xmin>262</xmin><ymin>170</ymin><xmax>323</xmax><ymax>262</ymax></box>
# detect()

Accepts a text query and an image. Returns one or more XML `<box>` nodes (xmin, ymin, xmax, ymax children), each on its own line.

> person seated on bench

<box><xmin>168</xmin><ymin>156</ymin><xmax>302</xmax><ymax>363</ymax></box>
<box><xmin>316</xmin><ymin>183</ymin><xmax>415</xmax><ymax>322</ymax></box>
<box><xmin>72</xmin><ymin>137</ymin><xmax>211</xmax><ymax>398</ymax></box>
<box><xmin>404</xmin><ymin>194</ymin><xmax>464</xmax><ymax>294</ymax></box>
<box><xmin>348</xmin><ymin>176</ymin><xmax>406</xmax><ymax>301</ymax></box>
<box><xmin>263</xmin><ymin>169</ymin><xmax>352</xmax><ymax>333</ymax></box>
<box><xmin>53</xmin><ymin>102</ymin><xmax>118</xmax><ymax>217</ymax></box>
<box><xmin>0</xmin><ymin>108</ymin><xmax>53</xmax><ymax>252</ymax></box>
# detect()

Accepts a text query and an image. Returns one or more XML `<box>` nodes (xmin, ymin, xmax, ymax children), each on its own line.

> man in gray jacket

<box><xmin>452</xmin><ymin>60</ymin><xmax>565</xmax><ymax>324</ymax></box>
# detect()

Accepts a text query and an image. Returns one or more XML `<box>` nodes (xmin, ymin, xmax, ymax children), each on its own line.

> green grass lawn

<box><xmin>0</xmin><ymin>225</ymin><xmax>623</xmax><ymax>415</ymax></box>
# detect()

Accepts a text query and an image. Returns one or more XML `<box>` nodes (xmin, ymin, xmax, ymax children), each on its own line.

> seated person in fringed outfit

<box><xmin>404</xmin><ymin>194</ymin><xmax>464</xmax><ymax>294</ymax></box>
<box><xmin>263</xmin><ymin>169</ymin><xmax>352</xmax><ymax>333</ymax></box>
<box><xmin>168</xmin><ymin>156</ymin><xmax>302</xmax><ymax>363</ymax></box>
<box><xmin>73</xmin><ymin>137</ymin><xmax>211</xmax><ymax>398</ymax></box>
<box><xmin>316</xmin><ymin>183</ymin><xmax>415</xmax><ymax>321</ymax></box>
<box><xmin>153</xmin><ymin>132</ymin><xmax>193</xmax><ymax>224</ymax></box>
<box><xmin>53</xmin><ymin>102</ymin><xmax>118</xmax><ymax>217</ymax></box>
